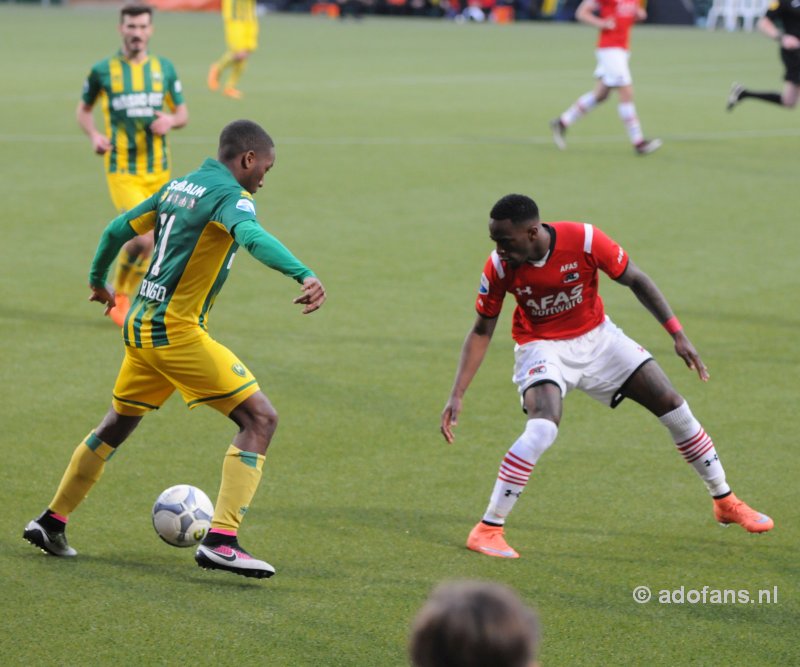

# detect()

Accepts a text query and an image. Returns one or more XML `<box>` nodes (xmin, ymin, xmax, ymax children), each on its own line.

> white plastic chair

<box><xmin>739</xmin><ymin>0</ymin><xmax>768</xmax><ymax>31</ymax></box>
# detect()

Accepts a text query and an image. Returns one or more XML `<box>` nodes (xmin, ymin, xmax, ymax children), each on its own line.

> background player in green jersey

<box><xmin>24</xmin><ymin>120</ymin><xmax>326</xmax><ymax>579</ymax></box>
<box><xmin>77</xmin><ymin>4</ymin><xmax>189</xmax><ymax>327</ymax></box>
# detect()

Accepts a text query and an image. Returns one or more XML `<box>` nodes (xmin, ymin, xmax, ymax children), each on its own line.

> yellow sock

<box><xmin>112</xmin><ymin>251</ymin><xmax>138</xmax><ymax>296</ymax></box>
<box><xmin>211</xmin><ymin>444</ymin><xmax>265</xmax><ymax>532</ymax></box>
<box><xmin>226</xmin><ymin>59</ymin><xmax>247</xmax><ymax>90</ymax></box>
<box><xmin>215</xmin><ymin>51</ymin><xmax>236</xmax><ymax>75</ymax></box>
<box><xmin>49</xmin><ymin>433</ymin><xmax>117</xmax><ymax>517</ymax></box>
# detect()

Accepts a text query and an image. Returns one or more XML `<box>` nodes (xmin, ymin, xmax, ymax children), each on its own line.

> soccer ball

<box><xmin>152</xmin><ymin>484</ymin><xmax>214</xmax><ymax>548</ymax></box>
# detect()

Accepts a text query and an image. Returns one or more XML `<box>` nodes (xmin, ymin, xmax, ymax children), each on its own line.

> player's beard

<box><xmin>126</xmin><ymin>37</ymin><xmax>146</xmax><ymax>57</ymax></box>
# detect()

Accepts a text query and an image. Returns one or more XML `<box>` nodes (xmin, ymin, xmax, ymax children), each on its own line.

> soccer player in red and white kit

<box><xmin>440</xmin><ymin>194</ymin><xmax>772</xmax><ymax>559</ymax></box>
<box><xmin>550</xmin><ymin>0</ymin><xmax>661</xmax><ymax>155</ymax></box>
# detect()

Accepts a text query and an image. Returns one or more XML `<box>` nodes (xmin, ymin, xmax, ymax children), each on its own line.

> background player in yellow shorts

<box><xmin>77</xmin><ymin>4</ymin><xmax>189</xmax><ymax>326</ymax></box>
<box><xmin>24</xmin><ymin>120</ymin><xmax>326</xmax><ymax>579</ymax></box>
<box><xmin>208</xmin><ymin>0</ymin><xmax>259</xmax><ymax>99</ymax></box>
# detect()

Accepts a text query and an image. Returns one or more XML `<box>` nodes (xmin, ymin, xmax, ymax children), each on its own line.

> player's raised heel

<box><xmin>713</xmin><ymin>493</ymin><xmax>773</xmax><ymax>534</ymax></box>
<box><xmin>195</xmin><ymin>541</ymin><xmax>275</xmax><ymax>579</ymax></box>
<box><xmin>23</xmin><ymin>519</ymin><xmax>77</xmax><ymax>557</ymax></box>
<box><xmin>466</xmin><ymin>521</ymin><xmax>520</xmax><ymax>559</ymax></box>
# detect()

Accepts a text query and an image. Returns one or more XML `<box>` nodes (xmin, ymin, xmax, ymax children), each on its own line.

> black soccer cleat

<box><xmin>23</xmin><ymin>519</ymin><xmax>77</xmax><ymax>557</ymax></box>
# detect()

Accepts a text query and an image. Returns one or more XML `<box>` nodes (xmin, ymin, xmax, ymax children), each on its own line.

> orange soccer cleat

<box><xmin>466</xmin><ymin>522</ymin><xmax>520</xmax><ymax>559</ymax></box>
<box><xmin>207</xmin><ymin>64</ymin><xmax>220</xmax><ymax>92</ymax></box>
<box><xmin>713</xmin><ymin>493</ymin><xmax>774</xmax><ymax>533</ymax></box>
<box><xmin>108</xmin><ymin>293</ymin><xmax>130</xmax><ymax>327</ymax></box>
<box><xmin>222</xmin><ymin>87</ymin><xmax>243</xmax><ymax>100</ymax></box>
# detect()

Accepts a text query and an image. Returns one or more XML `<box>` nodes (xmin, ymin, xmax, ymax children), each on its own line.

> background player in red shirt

<box><xmin>440</xmin><ymin>194</ymin><xmax>772</xmax><ymax>559</ymax></box>
<box><xmin>550</xmin><ymin>0</ymin><xmax>661</xmax><ymax>155</ymax></box>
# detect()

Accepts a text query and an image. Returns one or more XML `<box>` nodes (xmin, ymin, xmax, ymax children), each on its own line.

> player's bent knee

<box><xmin>231</xmin><ymin>392</ymin><xmax>278</xmax><ymax>437</ymax></box>
<box><xmin>94</xmin><ymin>409</ymin><xmax>142</xmax><ymax>447</ymax></box>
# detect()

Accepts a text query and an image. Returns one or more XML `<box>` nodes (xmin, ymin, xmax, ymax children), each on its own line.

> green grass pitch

<box><xmin>1</xmin><ymin>5</ymin><xmax>797</xmax><ymax>665</ymax></box>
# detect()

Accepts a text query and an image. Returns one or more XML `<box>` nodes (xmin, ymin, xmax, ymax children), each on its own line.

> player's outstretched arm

<box><xmin>293</xmin><ymin>276</ymin><xmax>326</xmax><ymax>314</ymax></box>
<box><xmin>441</xmin><ymin>314</ymin><xmax>498</xmax><ymax>444</ymax></box>
<box><xmin>758</xmin><ymin>15</ymin><xmax>800</xmax><ymax>48</ymax></box>
<box><xmin>615</xmin><ymin>260</ymin><xmax>709</xmax><ymax>381</ymax></box>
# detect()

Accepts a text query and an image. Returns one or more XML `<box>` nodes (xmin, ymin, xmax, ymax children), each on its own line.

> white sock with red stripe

<box><xmin>659</xmin><ymin>402</ymin><xmax>730</xmax><ymax>497</ymax></box>
<box><xmin>617</xmin><ymin>102</ymin><xmax>644</xmax><ymax>145</ymax></box>
<box><xmin>483</xmin><ymin>418</ymin><xmax>558</xmax><ymax>524</ymax></box>
<box><xmin>561</xmin><ymin>92</ymin><xmax>598</xmax><ymax>127</ymax></box>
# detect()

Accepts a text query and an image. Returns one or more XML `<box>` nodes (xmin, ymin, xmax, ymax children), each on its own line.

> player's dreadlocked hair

<box><xmin>218</xmin><ymin>120</ymin><xmax>274</xmax><ymax>162</ymax></box>
<box><xmin>490</xmin><ymin>194</ymin><xmax>540</xmax><ymax>225</ymax></box>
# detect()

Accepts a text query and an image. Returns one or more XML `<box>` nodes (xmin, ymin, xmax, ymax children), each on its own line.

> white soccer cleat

<box><xmin>195</xmin><ymin>541</ymin><xmax>275</xmax><ymax>579</ymax></box>
<box><xmin>635</xmin><ymin>138</ymin><xmax>662</xmax><ymax>155</ymax></box>
<box><xmin>549</xmin><ymin>118</ymin><xmax>567</xmax><ymax>150</ymax></box>
<box><xmin>726</xmin><ymin>82</ymin><xmax>745</xmax><ymax>112</ymax></box>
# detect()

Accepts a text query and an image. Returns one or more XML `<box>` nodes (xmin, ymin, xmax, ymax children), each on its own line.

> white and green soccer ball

<box><xmin>152</xmin><ymin>484</ymin><xmax>214</xmax><ymax>548</ymax></box>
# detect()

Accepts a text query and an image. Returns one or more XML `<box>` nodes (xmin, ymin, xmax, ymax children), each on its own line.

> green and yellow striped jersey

<box><xmin>81</xmin><ymin>51</ymin><xmax>185</xmax><ymax>176</ymax></box>
<box><xmin>91</xmin><ymin>158</ymin><xmax>313</xmax><ymax>348</ymax></box>
<box><xmin>223</xmin><ymin>0</ymin><xmax>257</xmax><ymax>22</ymax></box>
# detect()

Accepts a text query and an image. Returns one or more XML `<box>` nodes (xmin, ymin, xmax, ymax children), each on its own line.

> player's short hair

<box><xmin>218</xmin><ymin>120</ymin><xmax>275</xmax><ymax>162</ymax></box>
<box><xmin>120</xmin><ymin>3</ymin><xmax>153</xmax><ymax>22</ymax></box>
<box><xmin>490</xmin><ymin>194</ymin><xmax>540</xmax><ymax>225</ymax></box>
<box><xmin>409</xmin><ymin>580</ymin><xmax>540</xmax><ymax>667</ymax></box>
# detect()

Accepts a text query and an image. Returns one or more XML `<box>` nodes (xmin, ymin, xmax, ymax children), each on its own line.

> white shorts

<box><xmin>593</xmin><ymin>48</ymin><xmax>632</xmax><ymax>87</ymax></box>
<box><xmin>512</xmin><ymin>316</ymin><xmax>652</xmax><ymax>409</ymax></box>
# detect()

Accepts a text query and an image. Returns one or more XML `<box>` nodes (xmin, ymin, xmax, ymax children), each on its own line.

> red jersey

<box><xmin>596</xmin><ymin>0</ymin><xmax>641</xmax><ymax>50</ymax></box>
<box><xmin>475</xmin><ymin>222</ymin><xmax>629</xmax><ymax>344</ymax></box>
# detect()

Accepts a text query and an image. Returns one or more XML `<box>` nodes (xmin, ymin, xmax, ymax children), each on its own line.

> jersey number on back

<box><xmin>151</xmin><ymin>213</ymin><xmax>176</xmax><ymax>277</ymax></box>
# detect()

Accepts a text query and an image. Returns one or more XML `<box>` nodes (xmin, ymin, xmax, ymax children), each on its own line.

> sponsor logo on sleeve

<box><xmin>479</xmin><ymin>273</ymin><xmax>490</xmax><ymax>295</ymax></box>
<box><xmin>236</xmin><ymin>198</ymin><xmax>256</xmax><ymax>215</ymax></box>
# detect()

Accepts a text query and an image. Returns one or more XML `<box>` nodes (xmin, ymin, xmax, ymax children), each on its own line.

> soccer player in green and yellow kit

<box><xmin>24</xmin><ymin>120</ymin><xmax>326</xmax><ymax>579</ymax></box>
<box><xmin>207</xmin><ymin>0</ymin><xmax>259</xmax><ymax>100</ymax></box>
<box><xmin>78</xmin><ymin>4</ymin><xmax>189</xmax><ymax>327</ymax></box>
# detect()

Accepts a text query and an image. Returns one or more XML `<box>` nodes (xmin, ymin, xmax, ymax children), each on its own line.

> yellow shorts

<box><xmin>225</xmin><ymin>19</ymin><xmax>258</xmax><ymax>52</ymax></box>
<box><xmin>112</xmin><ymin>333</ymin><xmax>261</xmax><ymax>417</ymax></box>
<box><xmin>107</xmin><ymin>170</ymin><xmax>171</xmax><ymax>213</ymax></box>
